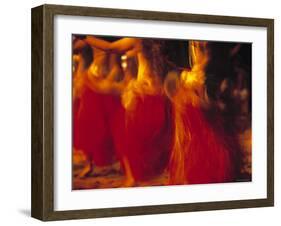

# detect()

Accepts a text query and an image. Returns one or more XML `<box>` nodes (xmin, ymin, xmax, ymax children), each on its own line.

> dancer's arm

<box><xmin>73</xmin><ymin>39</ymin><xmax>88</xmax><ymax>51</ymax></box>
<box><xmin>85</xmin><ymin>36</ymin><xmax>140</xmax><ymax>53</ymax></box>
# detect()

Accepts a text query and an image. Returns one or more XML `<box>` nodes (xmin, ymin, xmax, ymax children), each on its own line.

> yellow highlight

<box><xmin>169</xmin><ymin>40</ymin><xmax>209</xmax><ymax>184</ymax></box>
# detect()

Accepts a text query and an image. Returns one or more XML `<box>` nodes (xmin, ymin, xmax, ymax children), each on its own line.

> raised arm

<box><xmin>85</xmin><ymin>36</ymin><xmax>141</xmax><ymax>54</ymax></box>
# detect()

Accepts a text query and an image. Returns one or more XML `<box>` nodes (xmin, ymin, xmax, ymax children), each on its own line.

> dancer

<box><xmin>84</xmin><ymin>36</ymin><xmax>174</xmax><ymax>185</ymax></box>
<box><xmin>167</xmin><ymin>41</ymin><xmax>239</xmax><ymax>185</ymax></box>
<box><xmin>72</xmin><ymin>38</ymin><xmax>123</xmax><ymax>177</ymax></box>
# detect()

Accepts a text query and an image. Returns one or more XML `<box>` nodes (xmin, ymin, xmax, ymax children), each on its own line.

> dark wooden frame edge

<box><xmin>31</xmin><ymin>4</ymin><xmax>274</xmax><ymax>221</ymax></box>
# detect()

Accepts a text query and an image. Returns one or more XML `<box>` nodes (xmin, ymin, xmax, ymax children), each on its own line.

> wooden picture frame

<box><xmin>31</xmin><ymin>4</ymin><xmax>274</xmax><ymax>221</ymax></box>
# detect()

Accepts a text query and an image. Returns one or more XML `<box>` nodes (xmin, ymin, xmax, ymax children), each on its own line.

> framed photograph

<box><xmin>31</xmin><ymin>4</ymin><xmax>274</xmax><ymax>221</ymax></box>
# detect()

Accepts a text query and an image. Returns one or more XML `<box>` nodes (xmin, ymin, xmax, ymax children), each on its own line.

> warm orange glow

<box><xmin>72</xmin><ymin>37</ymin><xmax>252</xmax><ymax>189</ymax></box>
<box><xmin>169</xmin><ymin>41</ymin><xmax>209</xmax><ymax>184</ymax></box>
<box><xmin>239</xmin><ymin>128</ymin><xmax>252</xmax><ymax>175</ymax></box>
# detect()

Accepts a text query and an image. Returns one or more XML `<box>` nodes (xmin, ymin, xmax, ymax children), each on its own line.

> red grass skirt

<box><xmin>119</xmin><ymin>95</ymin><xmax>174</xmax><ymax>181</ymax></box>
<box><xmin>169</xmin><ymin>104</ymin><xmax>238</xmax><ymax>184</ymax></box>
<box><xmin>73</xmin><ymin>87</ymin><xmax>122</xmax><ymax>166</ymax></box>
